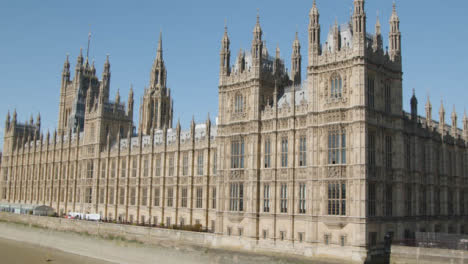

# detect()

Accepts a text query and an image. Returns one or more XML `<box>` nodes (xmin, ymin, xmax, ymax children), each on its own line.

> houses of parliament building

<box><xmin>1</xmin><ymin>0</ymin><xmax>467</xmax><ymax>261</ymax></box>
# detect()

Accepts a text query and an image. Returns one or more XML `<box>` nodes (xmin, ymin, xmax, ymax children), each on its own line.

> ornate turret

<box><xmin>426</xmin><ymin>96</ymin><xmax>432</xmax><ymax>128</ymax></box>
<box><xmin>389</xmin><ymin>2</ymin><xmax>401</xmax><ymax>61</ymax></box>
<box><xmin>127</xmin><ymin>85</ymin><xmax>134</xmax><ymax>116</ymax></box>
<box><xmin>463</xmin><ymin>109</ymin><xmax>468</xmax><ymax>141</ymax></box>
<box><xmin>352</xmin><ymin>0</ymin><xmax>366</xmax><ymax>51</ymax></box>
<box><xmin>115</xmin><ymin>89</ymin><xmax>120</xmax><ymax>105</ymax></box>
<box><xmin>373</xmin><ymin>14</ymin><xmax>383</xmax><ymax>52</ymax></box>
<box><xmin>308</xmin><ymin>0</ymin><xmax>321</xmax><ymax>66</ymax></box>
<box><xmin>291</xmin><ymin>32</ymin><xmax>302</xmax><ymax>85</ymax></box>
<box><xmin>62</xmin><ymin>54</ymin><xmax>70</xmax><ymax>81</ymax></box>
<box><xmin>251</xmin><ymin>13</ymin><xmax>263</xmax><ymax>71</ymax></box>
<box><xmin>36</xmin><ymin>113</ymin><xmax>41</xmax><ymax>130</ymax></box>
<box><xmin>439</xmin><ymin>100</ymin><xmax>445</xmax><ymax>134</ymax></box>
<box><xmin>5</xmin><ymin>111</ymin><xmax>10</xmax><ymax>131</ymax></box>
<box><xmin>451</xmin><ymin>105</ymin><xmax>458</xmax><ymax>137</ymax></box>
<box><xmin>220</xmin><ymin>24</ymin><xmax>231</xmax><ymax>77</ymax></box>
<box><xmin>410</xmin><ymin>89</ymin><xmax>418</xmax><ymax>121</ymax></box>
<box><xmin>12</xmin><ymin>109</ymin><xmax>17</xmax><ymax>125</ymax></box>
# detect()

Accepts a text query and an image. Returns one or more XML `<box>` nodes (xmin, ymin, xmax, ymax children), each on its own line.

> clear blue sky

<box><xmin>1</xmin><ymin>0</ymin><xmax>467</xmax><ymax>149</ymax></box>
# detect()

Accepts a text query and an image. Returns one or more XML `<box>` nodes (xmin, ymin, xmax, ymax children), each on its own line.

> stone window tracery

<box><xmin>330</xmin><ymin>74</ymin><xmax>343</xmax><ymax>99</ymax></box>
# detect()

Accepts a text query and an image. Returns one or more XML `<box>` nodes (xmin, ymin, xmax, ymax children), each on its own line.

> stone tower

<box><xmin>57</xmin><ymin>49</ymin><xmax>104</xmax><ymax>134</ymax></box>
<box><xmin>139</xmin><ymin>32</ymin><xmax>173</xmax><ymax>135</ymax></box>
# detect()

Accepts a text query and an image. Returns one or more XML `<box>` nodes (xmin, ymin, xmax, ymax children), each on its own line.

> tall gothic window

<box><xmin>328</xmin><ymin>130</ymin><xmax>346</xmax><ymax>165</ymax></box>
<box><xmin>211</xmin><ymin>187</ymin><xmax>217</xmax><ymax>209</ymax></box>
<box><xmin>141</xmin><ymin>187</ymin><xmax>148</xmax><ymax>206</ymax></box>
<box><xmin>121</xmin><ymin>158</ymin><xmax>126</xmax><ymax>178</ymax></box>
<box><xmin>182</xmin><ymin>153</ymin><xmax>189</xmax><ymax>176</ymax></box>
<box><xmin>167</xmin><ymin>187</ymin><xmax>173</xmax><ymax>207</ymax></box>
<box><xmin>331</xmin><ymin>75</ymin><xmax>343</xmax><ymax>98</ymax></box>
<box><xmin>299</xmin><ymin>183</ymin><xmax>306</xmax><ymax>214</ymax></box>
<box><xmin>405</xmin><ymin>185</ymin><xmax>412</xmax><ymax>216</ymax></box>
<box><xmin>101</xmin><ymin>160</ymin><xmax>106</xmax><ymax>179</ymax></box>
<box><xmin>229</xmin><ymin>183</ymin><xmax>244</xmax><ymax>211</ymax></box>
<box><xmin>328</xmin><ymin>181</ymin><xmax>346</xmax><ymax>216</ymax></box>
<box><xmin>385</xmin><ymin>184</ymin><xmax>393</xmax><ymax>216</ymax></box>
<box><xmin>367</xmin><ymin>77</ymin><xmax>375</xmax><ymax>109</ymax></box>
<box><xmin>280</xmin><ymin>184</ymin><xmax>288</xmax><ymax>213</ymax></box>
<box><xmin>143</xmin><ymin>157</ymin><xmax>149</xmax><ymax>177</ymax></box>
<box><xmin>119</xmin><ymin>187</ymin><xmax>125</xmax><ymax>205</ymax></box>
<box><xmin>196</xmin><ymin>187</ymin><xmax>203</xmax><ymax>208</ymax></box>
<box><xmin>235</xmin><ymin>94</ymin><xmax>244</xmax><ymax>113</ymax></box>
<box><xmin>368</xmin><ymin>132</ymin><xmax>376</xmax><ymax>172</ymax></box>
<box><xmin>213</xmin><ymin>150</ymin><xmax>217</xmax><ymax>175</ymax></box>
<box><xmin>281</xmin><ymin>137</ymin><xmax>288</xmax><ymax>167</ymax></box>
<box><xmin>385</xmin><ymin>136</ymin><xmax>392</xmax><ymax>169</ymax></box>
<box><xmin>368</xmin><ymin>183</ymin><xmax>376</xmax><ymax>216</ymax></box>
<box><xmin>168</xmin><ymin>153</ymin><xmax>175</xmax><ymax>176</ymax></box>
<box><xmin>130</xmin><ymin>187</ymin><xmax>136</xmax><ymax>206</ymax></box>
<box><xmin>85</xmin><ymin>187</ymin><xmax>92</xmax><ymax>204</ymax></box>
<box><xmin>131</xmin><ymin>157</ymin><xmax>137</xmax><ymax>177</ymax></box>
<box><xmin>197</xmin><ymin>151</ymin><xmax>204</xmax><ymax>175</ymax></box>
<box><xmin>299</xmin><ymin>136</ymin><xmax>307</xmax><ymax>167</ymax></box>
<box><xmin>155</xmin><ymin>156</ymin><xmax>161</xmax><ymax>177</ymax></box>
<box><xmin>154</xmin><ymin>187</ymin><xmax>160</xmax><ymax>207</ymax></box>
<box><xmin>420</xmin><ymin>186</ymin><xmax>427</xmax><ymax>216</ymax></box>
<box><xmin>87</xmin><ymin>161</ymin><xmax>94</xmax><ymax>179</ymax></box>
<box><xmin>263</xmin><ymin>184</ymin><xmax>270</xmax><ymax>213</ymax></box>
<box><xmin>111</xmin><ymin>159</ymin><xmax>116</xmax><ymax>178</ymax></box>
<box><xmin>384</xmin><ymin>82</ymin><xmax>391</xmax><ymax>113</ymax></box>
<box><xmin>231</xmin><ymin>139</ymin><xmax>245</xmax><ymax>169</ymax></box>
<box><xmin>264</xmin><ymin>139</ymin><xmax>271</xmax><ymax>168</ymax></box>
<box><xmin>181</xmin><ymin>187</ymin><xmax>187</xmax><ymax>208</ymax></box>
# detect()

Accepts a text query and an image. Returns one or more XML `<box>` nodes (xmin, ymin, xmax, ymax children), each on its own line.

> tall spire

<box><xmin>150</xmin><ymin>31</ymin><xmax>166</xmax><ymax>88</ymax></box>
<box><xmin>86</xmin><ymin>30</ymin><xmax>92</xmax><ymax>59</ymax></box>
<box><xmin>157</xmin><ymin>30</ymin><xmax>163</xmax><ymax>62</ymax></box>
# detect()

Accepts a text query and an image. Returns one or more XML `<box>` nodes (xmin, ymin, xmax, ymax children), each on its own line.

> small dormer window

<box><xmin>331</xmin><ymin>75</ymin><xmax>343</xmax><ymax>98</ymax></box>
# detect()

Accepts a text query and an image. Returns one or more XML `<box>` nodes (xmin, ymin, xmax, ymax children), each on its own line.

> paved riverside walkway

<box><xmin>0</xmin><ymin>221</ymin><xmax>327</xmax><ymax>264</ymax></box>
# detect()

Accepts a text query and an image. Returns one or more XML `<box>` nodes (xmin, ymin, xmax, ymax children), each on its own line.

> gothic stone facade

<box><xmin>1</xmin><ymin>1</ymin><xmax>468</xmax><ymax>262</ymax></box>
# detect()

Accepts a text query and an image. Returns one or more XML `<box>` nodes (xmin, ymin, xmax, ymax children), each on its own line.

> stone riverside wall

<box><xmin>0</xmin><ymin>212</ymin><xmax>364</xmax><ymax>264</ymax></box>
<box><xmin>390</xmin><ymin>245</ymin><xmax>468</xmax><ymax>264</ymax></box>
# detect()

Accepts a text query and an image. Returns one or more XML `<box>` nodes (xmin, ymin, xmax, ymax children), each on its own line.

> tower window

<box><xmin>328</xmin><ymin>130</ymin><xmax>346</xmax><ymax>165</ymax></box>
<box><xmin>331</xmin><ymin>75</ymin><xmax>343</xmax><ymax>98</ymax></box>
<box><xmin>235</xmin><ymin>94</ymin><xmax>244</xmax><ymax>113</ymax></box>
<box><xmin>231</xmin><ymin>139</ymin><xmax>245</xmax><ymax>169</ymax></box>
<box><xmin>264</xmin><ymin>139</ymin><xmax>271</xmax><ymax>168</ymax></box>
<box><xmin>385</xmin><ymin>82</ymin><xmax>391</xmax><ymax>113</ymax></box>
<box><xmin>229</xmin><ymin>183</ymin><xmax>244</xmax><ymax>211</ymax></box>
<box><xmin>367</xmin><ymin>77</ymin><xmax>374</xmax><ymax>109</ymax></box>
<box><xmin>263</xmin><ymin>184</ymin><xmax>270</xmax><ymax>213</ymax></box>
<box><xmin>327</xmin><ymin>181</ymin><xmax>346</xmax><ymax>216</ymax></box>
<box><xmin>299</xmin><ymin>137</ymin><xmax>307</xmax><ymax>167</ymax></box>
<box><xmin>280</xmin><ymin>184</ymin><xmax>288</xmax><ymax>213</ymax></box>
<box><xmin>281</xmin><ymin>137</ymin><xmax>288</xmax><ymax>167</ymax></box>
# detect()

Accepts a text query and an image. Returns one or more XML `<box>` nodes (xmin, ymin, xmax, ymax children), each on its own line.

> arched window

<box><xmin>235</xmin><ymin>94</ymin><xmax>244</xmax><ymax>113</ymax></box>
<box><xmin>331</xmin><ymin>75</ymin><xmax>343</xmax><ymax>98</ymax></box>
